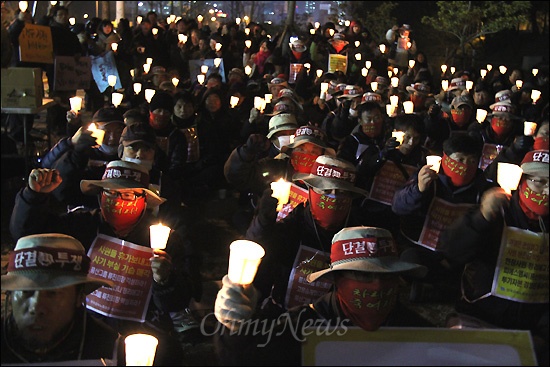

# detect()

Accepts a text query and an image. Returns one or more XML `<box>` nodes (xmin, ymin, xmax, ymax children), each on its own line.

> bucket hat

<box><xmin>266</xmin><ymin>113</ymin><xmax>298</xmax><ymax>139</ymax></box>
<box><xmin>282</xmin><ymin>126</ymin><xmax>335</xmax><ymax>156</ymax></box>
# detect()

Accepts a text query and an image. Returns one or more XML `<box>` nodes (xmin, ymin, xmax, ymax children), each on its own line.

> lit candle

<box><xmin>426</xmin><ymin>155</ymin><xmax>442</xmax><ymax>173</ymax></box>
<box><xmin>310</xmin><ymin>28</ymin><xmax>315</xmax><ymax>35</ymax></box>
<box><xmin>532</xmin><ymin>68</ymin><xmax>539</xmax><ymax>76</ymax></box>
<box><xmin>227</xmin><ymin>240</ymin><xmax>265</xmax><ymax>285</ymax></box>
<box><xmin>441</xmin><ymin>64</ymin><xmax>447</xmax><ymax>74</ymax></box>
<box><xmin>316</xmin><ymin>69</ymin><xmax>323</xmax><ymax>78</ymax></box>
<box><xmin>370</xmin><ymin>81</ymin><xmax>378</xmax><ymax>92</ymax></box>
<box><xmin>214</xmin><ymin>58</ymin><xmax>222</xmax><ymax>67</ymax></box>
<box><xmin>328</xmin><ymin>29</ymin><xmax>335</xmax><ymax>37</ymax></box>
<box><xmin>354</xmin><ymin>53</ymin><xmax>361</xmax><ymax>61</ymax></box>
<box><xmin>264</xmin><ymin>94</ymin><xmax>273</xmax><ymax>104</ymax></box>
<box><xmin>270</xmin><ymin>178</ymin><xmax>292</xmax><ymax>212</ymax></box>
<box><xmin>144</xmin><ymin>89</ymin><xmax>156</xmax><ymax>103</ymax></box>
<box><xmin>315</xmin><ymin>22</ymin><xmax>320</xmax><ymax>29</ymax></box>
<box><xmin>137</xmin><ymin>15</ymin><xmax>142</xmax><ymax>24</ymax></box>
<box><xmin>107</xmin><ymin>75</ymin><xmax>117</xmax><ymax>87</ymax></box>
<box><xmin>111</xmin><ymin>42</ymin><xmax>118</xmax><ymax>52</ymax></box>
<box><xmin>387</xmin><ymin>70</ymin><xmax>393</xmax><ymax>78</ymax></box>
<box><xmin>112</xmin><ymin>92</ymin><xmax>123</xmax><ymax>107</ymax></box>
<box><xmin>486</xmin><ymin>64</ymin><xmax>492</xmax><ymax>72</ymax></box>
<box><xmin>497</xmin><ymin>163</ymin><xmax>523</xmax><ymax>194</ymax></box>
<box><xmin>149</xmin><ymin>223</ymin><xmax>171</xmax><ymax>250</ymax></box>
<box><xmin>172</xmin><ymin>77</ymin><xmax>179</xmax><ymax>87</ymax></box>
<box><xmin>197</xmin><ymin>74</ymin><xmax>205</xmax><ymax>84</ymax></box>
<box><xmin>365</xmin><ymin>60</ymin><xmax>371</xmax><ymax>69</ymax></box>
<box><xmin>499</xmin><ymin>65</ymin><xmax>507</xmax><ymax>74</ymax></box>
<box><xmin>476</xmin><ymin>109</ymin><xmax>487</xmax><ymax>123</ymax></box>
<box><xmin>355</xmin><ymin>41</ymin><xmax>360</xmax><ymax>48</ymax></box>
<box><xmin>480</xmin><ymin>69</ymin><xmax>487</xmax><ymax>78</ymax></box>
<box><xmin>391</xmin><ymin>77</ymin><xmax>399</xmax><ymax>88</ymax></box>
<box><xmin>215</xmin><ymin>42</ymin><xmax>222</xmax><ymax>52</ymax></box>
<box><xmin>392</xmin><ymin>131</ymin><xmax>405</xmax><ymax>144</ymax></box>
<box><xmin>230</xmin><ymin>96</ymin><xmax>239</xmax><ymax>108</ymax></box>
<box><xmin>406</xmin><ymin>41</ymin><xmax>412</xmax><ymax>49</ymax></box>
<box><xmin>201</xmin><ymin>65</ymin><xmax>209</xmax><ymax>74</ymax></box>
<box><xmin>524</xmin><ymin>121</ymin><xmax>537</xmax><ymax>136</ymax></box>
<box><xmin>389</xmin><ymin>95</ymin><xmax>399</xmax><ymax>107</ymax></box>
<box><xmin>379</xmin><ymin>44</ymin><xmax>386</xmax><ymax>53</ymax></box>
<box><xmin>531</xmin><ymin>89</ymin><xmax>541</xmax><ymax>103</ymax></box>
<box><xmin>244</xmin><ymin>65</ymin><xmax>252</xmax><ymax>76</ymax></box>
<box><xmin>245</xmin><ymin>28</ymin><xmax>250</xmax><ymax>36</ymax></box>
<box><xmin>393</xmin><ymin>67</ymin><xmax>398</xmax><ymax>75</ymax></box>
<box><xmin>69</xmin><ymin>96</ymin><xmax>82</xmax><ymax>112</ymax></box>
<box><xmin>146</xmin><ymin>57</ymin><xmax>153</xmax><ymax>65</ymax></box>
<box><xmin>386</xmin><ymin>104</ymin><xmax>395</xmax><ymax>117</ymax></box>
<box><xmin>19</xmin><ymin>1</ymin><xmax>28</xmax><ymax>12</ymax></box>
<box><xmin>345</xmin><ymin>20</ymin><xmax>350</xmax><ymax>27</ymax></box>
<box><xmin>254</xmin><ymin>96</ymin><xmax>263</xmax><ymax>111</ymax></box>
<box><xmin>178</xmin><ymin>34</ymin><xmax>188</xmax><ymax>43</ymax></box>
<box><xmin>152</xmin><ymin>28</ymin><xmax>158</xmax><ymax>36</ymax></box>
<box><xmin>87</xmin><ymin>123</ymin><xmax>105</xmax><ymax>145</ymax></box>
<box><xmin>69</xmin><ymin>17</ymin><xmax>75</xmax><ymax>26</ymax></box>
<box><xmin>466</xmin><ymin>80</ymin><xmax>474</xmax><ymax>91</ymax></box>
<box><xmin>441</xmin><ymin>80</ymin><xmax>449</xmax><ymax>91</ymax></box>
<box><xmin>450</xmin><ymin>66</ymin><xmax>456</xmax><ymax>75</ymax></box>
<box><xmin>125</xmin><ymin>334</ymin><xmax>158</xmax><ymax>366</ymax></box>
<box><xmin>197</xmin><ymin>14</ymin><xmax>203</xmax><ymax>23</ymax></box>
<box><xmin>236</xmin><ymin>17</ymin><xmax>241</xmax><ymax>25</ymax></box>
<box><xmin>320</xmin><ymin>82</ymin><xmax>329</xmax><ymax>100</ymax></box>
<box><xmin>403</xmin><ymin>100</ymin><xmax>414</xmax><ymax>114</ymax></box>
<box><xmin>245</xmin><ymin>40</ymin><xmax>252</xmax><ymax>48</ymax></box>
<box><xmin>361</xmin><ymin>68</ymin><xmax>368</xmax><ymax>77</ymax></box>
<box><xmin>409</xmin><ymin>60</ymin><xmax>415</xmax><ymax>69</ymax></box>
<box><xmin>130</xmin><ymin>69</ymin><xmax>135</xmax><ymax>79</ymax></box>
<box><xmin>133</xmin><ymin>83</ymin><xmax>142</xmax><ymax>95</ymax></box>
<box><xmin>515</xmin><ymin>80</ymin><xmax>523</xmax><ymax>90</ymax></box>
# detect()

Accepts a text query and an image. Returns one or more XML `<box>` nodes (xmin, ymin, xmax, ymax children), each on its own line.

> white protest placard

<box><xmin>90</xmin><ymin>51</ymin><xmax>122</xmax><ymax>92</ymax></box>
<box><xmin>53</xmin><ymin>56</ymin><xmax>92</xmax><ymax>91</ymax></box>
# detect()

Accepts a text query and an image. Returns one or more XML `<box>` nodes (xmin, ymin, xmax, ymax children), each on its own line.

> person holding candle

<box><xmin>391</xmin><ymin>134</ymin><xmax>497</xmax><ymax>303</ymax></box>
<box><xmin>1</xmin><ymin>233</ymin><xmax>124</xmax><ymax>364</ymax></box>
<box><xmin>439</xmin><ymin>149</ymin><xmax>549</xmax><ymax>366</ymax></box>
<box><xmin>212</xmin><ymin>226</ymin><xmax>427</xmax><ymax>365</ymax></box>
<box><xmin>405</xmin><ymin>82</ymin><xmax>432</xmax><ymax>113</ymax></box>
<box><xmin>244</xmin><ymin>156</ymin><xmax>369</xmax><ymax>312</ymax></box>
<box><xmin>386</xmin><ymin>24</ymin><xmax>417</xmax><ymax>70</ymax></box>
<box><xmin>10</xmin><ymin>160</ymin><xmax>202</xmax><ymax>365</ymax></box>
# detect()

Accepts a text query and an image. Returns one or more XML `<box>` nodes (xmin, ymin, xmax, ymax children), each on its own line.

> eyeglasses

<box><xmin>527</xmin><ymin>178</ymin><xmax>549</xmax><ymax>189</ymax></box>
<box><xmin>103</xmin><ymin>190</ymin><xmax>146</xmax><ymax>201</ymax></box>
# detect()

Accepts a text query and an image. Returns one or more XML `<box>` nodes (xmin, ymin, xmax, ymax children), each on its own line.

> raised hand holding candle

<box><xmin>227</xmin><ymin>240</ymin><xmax>265</xmax><ymax>285</ymax></box>
<box><xmin>69</xmin><ymin>96</ymin><xmax>82</xmax><ymax>112</ymax></box>
<box><xmin>87</xmin><ymin>123</ymin><xmax>105</xmax><ymax>145</ymax></box>
<box><xmin>426</xmin><ymin>155</ymin><xmax>442</xmax><ymax>173</ymax></box>
<box><xmin>125</xmin><ymin>334</ymin><xmax>158</xmax><ymax>366</ymax></box>
<box><xmin>271</xmin><ymin>178</ymin><xmax>292</xmax><ymax>212</ymax></box>
<box><xmin>392</xmin><ymin>131</ymin><xmax>405</xmax><ymax>144</ymax></box>
<box><xmin>497</xmin><ymin>163</ymin><xmax>523</xmax><ymax>194</ymax></box>
<box><xmin>524</xmin><ymin>121</ymin><xmax>537</xmax><ymax>136</ymax></box>
<box><xmin>150</xmin><ymin>223</ymin><xmax>171</xmax><ymax>250</ymax></box>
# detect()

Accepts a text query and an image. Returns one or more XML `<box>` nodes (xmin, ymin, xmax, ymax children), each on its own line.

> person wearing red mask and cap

<box><xmin>391</xmin><ymin>134</ymin><xmax>497</xmax><ymax>303</ymax></box>
<box><xmin>440</xmin><ymin>149</ymin><xmax>549</xmax><ymax>366</ymax></box>
<box><xmin>212</xmin><ymin>226</ymin><xmax>427</xmax><ymax>365</ymax></box>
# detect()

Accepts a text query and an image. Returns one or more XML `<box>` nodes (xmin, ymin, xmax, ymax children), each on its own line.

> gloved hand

<box><xmin>241</xmin><ymin>134</ymin><xmax>270</xmax><ymax>161</ymax></box>
<box><xmin>383</xmin><ymin>137</ymin><xmax>401</xmax><ymax>154</ymax></box>
<box><xmin>256</xmin><ymin>187</ymin><xmax>278</xmax><ymax>226</ymax></box>
<box><xmin>71</xmin><ymin>126</ymin><xmax>97</xmax><ymax>153</ymax></box>
<box><xmin>214</xmin><ymin>275</ymin><xmax>259</xmax><ymax>332</ymax></box>
<box><xmin>249</xmin><ymin>106</ymin><xmax>262</xmax><ymax>124</ymax></box>
<box><xmin>511</xmin><ymin>135</ymin><xmax>534</xmax><ymax>153</ymax></box>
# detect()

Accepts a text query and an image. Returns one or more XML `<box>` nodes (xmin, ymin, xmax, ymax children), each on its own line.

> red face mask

<box><xmin>410</xmin><ymin>94</ymin><xmax>426</xmax><ymax>110</ymax></box>
<box><xmin>335</xmin><ymin>275</ymin><xmax>399</xmax><ymax>331</ymax></box>
<box><xmin>518</xmin><ymin>180</ymin><xmax>549</xmax><ymax>218</ymax></box>
<box><xmin>533</xmin><ymin>136</ymin><xmax>549</xmax><ymax>151</ymax></box>
<box><xmin>149</xmin><ymin>111</ymin><xmax>171</xmax><ymax>130</ymax></box>
<box><xmin>361</xmin><ymin>119</ymin><xmax>382</xmax><ymax>138</ymax></box>
<box><xmin>291</xmin><ymin>50</ymin><xmax>303</xmax><ymax>61</ymax></box>
<box><xmin>490</xmin><ymin>117</ymin><xmax>512</xmax><ymax>137</ymax></box>
<box><xmin>441</xmin><ymin>153</ymin><xmax>477</xmax><ymax>187</ymax></box>
<box><xmin>309</xmin><ymin>190</ymin><xmax>352</xmax><ymax>230</ymax></box>
<box><xmin>291</xmin><ymin>151</ymin><xmax>319</xmax><ymax>174</ymax></box>
<box><xmin>451</xmin><ymin>108</ymin><xmax>472</xmax><ymax>128</ymax></box>
<box><xmin>100</xmin><ymin>192</ymin><xmax>146</xmax><ymax>235</ymax></box>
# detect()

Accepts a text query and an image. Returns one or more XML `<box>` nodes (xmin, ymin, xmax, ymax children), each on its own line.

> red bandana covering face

<box><xmin>518</xmin><ymin>179</ymin><xmax>549</xmax><ymax>218</ymax></box>
<box><xmin>291</xmin><ymin>151</ymin><xmax>319</xmax><ymax>173</ymax></box>
<box><xmin>490</xmin><ymin>117</ymin><xmax>512</xmax><ymax>138</ymax></box>
<box><xmin>309</xmin><ymin>190</ymin><xmax>352</xmax><ymax>230</ymax></box>
<box><xmin>100</xmin><ymin>192</ymin><xmax>146</xmax><ymax>235</ymax></box>
<box><xmin>149</xmin><ymin>111</ymin><xmax>171</xmax><ymax>130</ymax></box>
<box><xmin>331</xmin><ymin>41</ymin><xmax>346</xmax><ymax>53</ymax></box>
<box><xmin>451</xmin><ymin>108</ymin><xmax>472</xmax><ymax>128</ymax></box>
<box><xmin>410</xmin><ymin>94</ymin><xmax>426</xmax><ymax>110</ymax></box>
<box><xmin>335</xmin><ymin>275</ymin><xmax>399</xmax><ymax>331</ymax></box>
<box><xmin>534</xmin><ymin>136</ymin><xmax>549</xmax><ymax>151</ymax></box>
<box><xmin>291</xmin><ymin>50</ymin><xmax>303</xmax><ymax>61</ymax></box>
<box><xmin>441</xmin><ymin>153</ymin><xmax>477</xmax><ymax>187</ymax></box>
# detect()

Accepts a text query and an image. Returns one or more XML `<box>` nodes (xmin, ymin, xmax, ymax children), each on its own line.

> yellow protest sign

<box><xmin>328</xmin><ymin>54</ymin><xmax>347</xmax><ymax>73</ymax></box>
<box><xmin>18</xmin><ymin>23</ymin><xmax>54</xmax><ymax>64</ymax></box>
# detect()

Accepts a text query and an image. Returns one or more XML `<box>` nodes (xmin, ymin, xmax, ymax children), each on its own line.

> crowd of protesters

<box><xmin>1</xmin><ymin>4</ymin><xmax>549</xmax><ymax>365</ymax></box>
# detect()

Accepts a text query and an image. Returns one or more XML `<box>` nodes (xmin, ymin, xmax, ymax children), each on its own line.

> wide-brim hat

<box><xmin>448</xmin><ymin>78</ymin><xmax>466</xmax><ymax>91</ymax></box>
<box><xmin>282</xmin><ymin>126</ymin><xmax>336</xmax><ymax>156</ymax></box>
<box><xmin>80</xmin><ymin>160</ymin><xmax>166</xmax><ymax>207</ymax></box>
<box><xmin>336</xmin><ymin>85</ymin><xmax>363</xmax><ymax>99</ymax></box>
<box><xmin>360</xmin><ymin>92</ymin><xmax>383</xmax><ymax>106</ymax></box>
<box><xmin>488</xmin><ymin>101</ymin><xmax>522</xmax><ymax>120</ymax></box>
<box><xmin>293</xmin><ymin>155</ymin><xmax>367</xmax><ymax>197</ymax></box>
<box><xmin>267</xmin><ymin>77</ymin><xmax>289</xmax><ymax>90</ymax></box>
<box><xmin>266</xmin><ymin>113</ymin><xmax>298</xmax><ymax>139</ymax></box>
<box><xmin>521</xmin><ymin>150</ymin><xmax>549</xmax><ymax>177</ymax></box>
<box><xmin>266</xmin><ymin>100</ymin><xmax>296</xmax><ymax>117</ymax></box>
<box><xmin>120</xmin><ymin>123</ymin><xmax>157</xmax><ymax>147</ymax></box>
<box><xmin>2</xmin><ymin>233</ymin><xmax>113</xmax><ymax>294</ymax></box>
<box><xmin>289</xmin><ymin>39</ymin><xmax>307</xmax><ymax>53</ymax></box>
<box><xmin>274</xmin><ymin>88</ymin><xmax>303</xmax><ymax>111</ymax></box>
<box><xmin>406</xmin><ymin>82</ymin><xmax>431</xmax><ymax>96</ymax></box>
<box><xmin>450</xmin><ymin>95</ymin><xmax>474</xmax><ymax>110</ymax></box>
<box><xmin>493</xmin><ymin>89</ymin><xmax>513</xmax><ymax>105</ymax></box>
<box><xmin>307</xmin><ymin>226</ymin><xmax>427</xmax><ymax>282</ymax></box>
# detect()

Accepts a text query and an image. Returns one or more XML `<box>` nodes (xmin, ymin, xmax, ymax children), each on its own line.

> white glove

<box><xmin>214</xmin><ymin>275</ymin><xmax>259</xmax><ymax>332</ymax></box>
<box><xmin>249</xmin><ymin>107</ymin><xmax>261</xmax><ymax>124</ymax></box>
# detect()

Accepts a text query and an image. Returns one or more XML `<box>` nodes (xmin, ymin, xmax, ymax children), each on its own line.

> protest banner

<box><xmin>18</xmin><ymin>23</ymin><xmax>53</xmax><ymax>64</ymax></box>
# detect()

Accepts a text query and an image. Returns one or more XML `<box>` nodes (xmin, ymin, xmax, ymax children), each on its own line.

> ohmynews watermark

<box><xmin>200</xmin><ymin>308</ymin><xmax>350</xmax><ymax>347</ymax></box>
